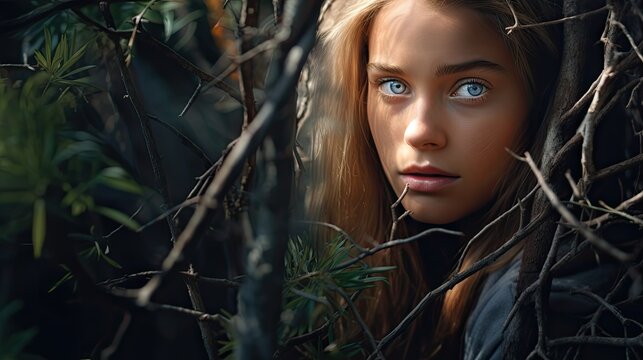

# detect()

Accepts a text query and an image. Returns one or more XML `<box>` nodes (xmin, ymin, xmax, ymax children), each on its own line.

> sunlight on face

<box><xmin>366</xmin><ymin>0</ymin><xmax>529</xmax><ymax>224</ymax></box>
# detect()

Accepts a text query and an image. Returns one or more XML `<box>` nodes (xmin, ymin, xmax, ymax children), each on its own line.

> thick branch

<box><xmin>133</xmin><ymin>0</ymin><xmax>321</xmax><ymax>313</ymax></box>
<box><xmin>504</xmin><ymin>1</ymin><xmax>598</xmax><ymax>357</ymax></box>
<box><xmin>235</xmin><ymin>2</ymin><xmax>323</xmax><ymax>358</ymax></box>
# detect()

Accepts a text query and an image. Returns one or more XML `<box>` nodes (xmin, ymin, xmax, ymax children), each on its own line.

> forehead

<box><xmin>368</xmin><ymin>0</ymin><xmax>511</xmax><ymax>67</ymax></box>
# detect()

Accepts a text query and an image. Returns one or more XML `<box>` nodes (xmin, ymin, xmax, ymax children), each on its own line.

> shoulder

<box><xmin>463</xmin><ymin>256</ymin><xmax>521</xmax><ymax>360</ymax></box>
<box><xmin>463</xmin><ymin>255</ymin><xmax>621</xmax><ymax>360</ymax></box>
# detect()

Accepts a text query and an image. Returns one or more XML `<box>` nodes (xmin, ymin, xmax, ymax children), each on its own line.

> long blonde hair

<box><xmin>307</xmin><ymin>0</ymin><xmax>561</xmax><ymax>357</ymax></box>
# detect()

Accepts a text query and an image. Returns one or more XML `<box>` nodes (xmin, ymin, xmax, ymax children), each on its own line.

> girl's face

<box><xmin>366</xmin><ymin>0</ymin><xmax>529</xmax><ymax>225</ymax></box>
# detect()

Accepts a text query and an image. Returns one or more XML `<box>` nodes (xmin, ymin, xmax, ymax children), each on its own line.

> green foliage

<box><xmin>218</xmin><ymin>234</ymin><xmax>395</xmax><ymax>359</ymax></box>
<box><xmin>0</xmin><ymin>31</ymin><xmax>142</xmax><ymax>258</ymax></box>
<box><xmin>33</xmin><ymin>28</ymin><xmax>96</xmax><ymax>95</ymax></box>
<box><xmin>0</xmin><ymin>301</ymin><xmax>37</xmax><ymax>360</ymax></box>
<box><xmin>103</xmin><ymin>0</ymin><xmax>204</xmax><ymax>51</ymax></box>
<box><xmin>134</xmin><ymin>1</ymin><xmax>203</xmax><ymax>45</ymax></box>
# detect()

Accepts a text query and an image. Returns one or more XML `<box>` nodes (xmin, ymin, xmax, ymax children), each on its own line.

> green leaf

<box><xmin>44</xmin><ymin>28</ymin><xmax>52</xmax><ymax>67</ymax></box>
<box><xmin>97</xmin><ymin>167</ymin><xmax>142</xmax><ymax>194</ymax></box>
<box><xmin>60</xmin><ymin>64</ymin><xmax>96</xmax><ymax>79</ymax></box>
<box><xmin>172</xmin><ymin>10</ymin><xmax>202</xmax><ymax>35</ymax></box>
<box><xmin>57</xmin><ymin>43</ymin><xmax>89</xmax><ymax>76</ymax></box>
<box><xmin>53</xmin><ymin>140</ymin><xmax>103</xmax><ymax>164</ymax></box>
<box><xmin>32</xmin><ymin>198</ymin><xmax>46</xmax><ymax>258</ymax></box>
<box><xmin>94</xmin><ymin>206</ymin><xmax>140</xmax><ymax>231</ymax></box>
<box><xmin>33</xmin><ymin>50</ymin><xmax>47</xmax><ymax>69</ymax></box>
<box><xmin>48</xmin><ymin>271</ymin><xmax>73</xmax><ymax>293</ymax></box>
<box><xmin>100</xmin><ymin>252</ymin><xmax>123</xmax><ymax>269</ymax></box>
<box><xmin>163</xmin><ymin>11</ymin><xmax>174</xmax><ymax>41</ymax></box>
<box><xmin>142</xmin><ymin>10</ymin><xmax>164</xmax><ymax>24</ymax></box>
<box><xmin>51</xmin><ymin>33</ymin><xmax>67</xmax><ymax>74</ymax></box>
<box><xmin>58</xmin><ymin>77</ymin><xmax>100</xmax><ymax>89</ymax></box>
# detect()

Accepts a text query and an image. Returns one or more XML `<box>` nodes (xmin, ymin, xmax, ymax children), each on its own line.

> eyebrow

<box><xmin>367</xmin><ymin>60</ymin><xmax>505</xmax><ymax>77</ymax></box>
<box><xmin>367</xmin><ymin>63</ymin><xmax>405</xmax><ymax>75</ymax></box>
<box><xmin>434</xmin><ymin>60</ymin><xmax>505</xmax><ymax>76</ymax></box>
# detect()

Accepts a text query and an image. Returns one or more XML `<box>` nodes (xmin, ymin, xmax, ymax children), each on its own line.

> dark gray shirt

<box><xmin>463</xmin><ymin>256</ymin><xmax>620</xmax><ymax>360</ymax></box>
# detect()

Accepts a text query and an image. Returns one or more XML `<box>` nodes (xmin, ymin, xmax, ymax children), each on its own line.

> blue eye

<box><xmin>452</xmin><ymin>81</ymin><xmax>487</xmax><ymax>99</ymax></box>
<box><xmin>380</xmin><ymin>80</ymin><xmax>408</xmax><ymax>95</ymax></box>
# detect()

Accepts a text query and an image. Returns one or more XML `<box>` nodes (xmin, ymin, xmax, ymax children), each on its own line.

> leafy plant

<box><xmin>33</xmin><ymin>28</ymin><xmax>96</xmax><ymax>96</ymax></box>
<box><xmin>0</xmin><ymin>32</ymin><xmax>142</xmax><ymax>258</ymax></box>
<box><xmin>136</xmin><ymin>1</ymin><xmax>203</xmax><ymax>43</ymax></box>
<box><xmin>218</xmin><ymin>234</ymin><xmax>395</xmax><ymax>359</ymax></box>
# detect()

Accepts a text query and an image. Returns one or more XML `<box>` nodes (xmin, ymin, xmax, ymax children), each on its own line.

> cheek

<box><xmin>473</xmin><ymin>100</ymin><xmax>528</xmax><ymax>157</ymax></box>
<box><xmin>367</xmin><ymin>96</ymin><xmax>394</xmax><ymax>160</ymax></box>
<box><xmin>473</xmin><ymin>116</ymin><xmax>526</xmax><ymax>187</ymax></box>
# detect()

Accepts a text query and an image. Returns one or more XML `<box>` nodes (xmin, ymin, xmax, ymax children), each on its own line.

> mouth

<box><xmin>400</xmin><ymin>165</ymin><xmax>459</xmax><ymax>193</ymax></box>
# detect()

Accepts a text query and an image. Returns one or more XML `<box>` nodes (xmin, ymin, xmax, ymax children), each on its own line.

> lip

<box><xmin>400</xmin><ymin>164</ymin><xmax>460</xmax><ymax>193</ymax></box>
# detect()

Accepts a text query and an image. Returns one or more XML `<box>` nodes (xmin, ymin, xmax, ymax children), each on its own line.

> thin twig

<box><xmin>586</xmin><ymin>190</ymin><xmax>643</xmax><ymax>227</ymax></box>
<box><xmin>125</xmin><ymin>0</ymin><xmax>160</xmax><ymax>65</ymax></box>
<box><xmin>296</xmin><ymin>220</ymin><xmax>366</xmax><ymax>253</ymax></box>
<box><xmin>333</xmin><ymin>285</ymin><xmax>384</xmax><ymax>360</ymax></box>
<box><xmin>519</xmin><ymin>152</ymin><xmax>633</xmax><ymax>262</ymax></box>
<box><xmin>565</xmin><ymin>171</ymin><xmax>582</xmax><ymax>199</ymax></box>
<box><xmin>0</xmin><ymin>0</ymin><xmax>131</xmax><ymax>33</ymax></box>
<box><xmin>150</xmin><ymin>302</ymin><xmax>226</xmax><ymax>324</ymax></box>
<box><xmin>574</xmin><ymin>288</ymin><xmax>642</xmax><ymax>329</ymax></box>
<box><xmin>132</xmin><ymin>0</ymin><xmax>321</xmax><ymax>308</ymax></box>
<box><xmin>593</xmin><ymin>153</ymin><xmax>643</xmax><ymax>183</ymax></box>
<box><xmin>71</xmin><ymin>8</ymin><xmax>242</xmax><ymax>103</ymax></box>
<box><xmin>99</xmin><ymin>270</ymin><xmax>241</xmax><ymax>288</ymax></box>
<box><xmin>579</xmin><ymin>68</ymin><xmax>612</xmax><ymax>183</ymax></box>
<box><xmin>100</xmin><ymin>311</ymin><xmax>131</xmax><ymax>360</ymax></box>
<box><xmin>456</xmin><ymin>185</ymin><xmax>539</xmax><ymax>271</ymax></box>
<box><xmin>389</xmin><ymin>184</ymin><xmax>410</xmax><ymax>242</ymax></box>
<box><xmin>178</xmin><ymin>80</ymin><xmax>203</xmax><ymax>118</ymax></box>
<box><xmin>533</xmin><ymin>217</ymin><xmax>566</xmax><ymax>357</ymax></box>
<box><xmin>505</xmin><ymin>5</ymin><xmax>609</xmax><ymax>34</ymax></box>
<box><xmin>597</xmin><ymin>200</ymin><xmax>643</xmax><ymax>227</ymax></box>
<box><xmin>103</xmin><ymin>204</ymin><xmax>144</xmax><ymax>239</ymax></box>
<box><xmin>368</xmin><ymin>209</ymin><xmax>550</xmax><ymax>358</ymax></box>
<box><xmin>502</xmin><ymin>238</ymin><xmax>595</xmax><ymax>332</ymax></box>
<box><xmin>581</xmin><ymin>78</ymin><xmax>641</xmax><ymax>189</ymax></box>
<box><xmin>611</xmin><ymin>20</ymin><xmax>643</xmax><ymax>65</ymax></box>
<box><xmin>562</xmin><ymin>70</ymin><xmax>603</xmax><ymax>121</ymax></box>
<box><xmin>147</xmin><ymin>113</ymin><xmax>213</xmax><ymax>165</ymax></box>
<box><xmin>332</xmin><ymin>227</ymin><xmax>463</xmax><ymax>272</ymax></box>
<box><xmin>548</xmin><ymin>334</ymin><xmax>643</xmax><ymax>348</ymax></box>
<box><xmin>0</xmin><ymin>63</ymin><xmax>37</xmax><ymax>71</ymax></box>
<box><xmin>185</xmin><ymin>264</ymin><xmax>220</xmax><ymax>360</ymax></box>
<box><xmin>276</xmin><ymin>290</ymin><xmax>363</xmax><ymax>354</ymax></box>
<box><xmin>173</xmin><ymin>139</ymin><xmax>238</xmax><ymax>221</ymax></box>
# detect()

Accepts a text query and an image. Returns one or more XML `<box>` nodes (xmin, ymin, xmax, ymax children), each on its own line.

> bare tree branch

<box><xmin>548</xmin><ymin>334</ymin><xmax>643</xmax><ymax>348</ymax></box>
<box><xmin>332</xmin><ymin>227</ymin><xmax>463</xmax><ymax>272</ymax></box>
<box><xmin>505</xmin><ymin>4</ymin><xmax>609</xmax><ymax>34</ymax></box>
<box><xmin>521</xmin><ymin>152</ymin><xmax>633</xmax><ymax>263</ymax></box>
<box><xmin>369</xmin><ymin>209</ymin><xmax>550</xmax><ymax>358</ymax></box>
<box><xmin>100</xmin><ymin>312</ymin><xmax>131</xmax><ymax>360</ymax></box>
<box><xmin>131</xmin><ymin>0</ymin><xmax>323</xmax><ymax>335</ymax></box>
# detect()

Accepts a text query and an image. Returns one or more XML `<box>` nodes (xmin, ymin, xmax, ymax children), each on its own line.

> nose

<box><xmin>403</xmin><ymin>98</ymin><xmax>447</xmax><ymax>150</ymax></box>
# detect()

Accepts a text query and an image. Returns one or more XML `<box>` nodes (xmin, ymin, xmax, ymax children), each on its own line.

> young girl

<box><xmin>308</xmin><ymin>0</ymin><xmax>564</xmax><ymax>357</ymax></box>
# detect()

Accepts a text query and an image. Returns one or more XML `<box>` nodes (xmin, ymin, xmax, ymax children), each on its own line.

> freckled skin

<box><xmin>366</xmin><ymin>0</ymin><xmax>530</xmax><ymax>224</ymax></box>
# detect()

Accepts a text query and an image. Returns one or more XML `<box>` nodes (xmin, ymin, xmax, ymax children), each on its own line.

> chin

<box><xmin>407</xmin><ymin>208</ymin><xmax>463</xmax><ymax>226</ymax></box>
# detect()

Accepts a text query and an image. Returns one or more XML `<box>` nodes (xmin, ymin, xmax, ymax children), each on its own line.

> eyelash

<box><xmin>373</xmin><ymin>77</ymin><xmax>492</xmax><ymax>103</ymax></box>
<box><xmin>376</xmin><ymin>78</ymin><xmax>409</xmax><ymax>99</ymax></box>
<box><xmin>450</xmin><ymin>79</ymin><xmax>491</xmax><ymax>104</ymax></box>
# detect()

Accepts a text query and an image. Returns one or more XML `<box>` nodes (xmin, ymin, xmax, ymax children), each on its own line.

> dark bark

<box><xmin>503</xmin><ymin>1</ymin><xmax>633</xmax><ymax>358</ymax></box>
<box><xmin>234</xmin><ymin>2</ymin><xmax>323</xmax><ymax>359</ymax></box>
